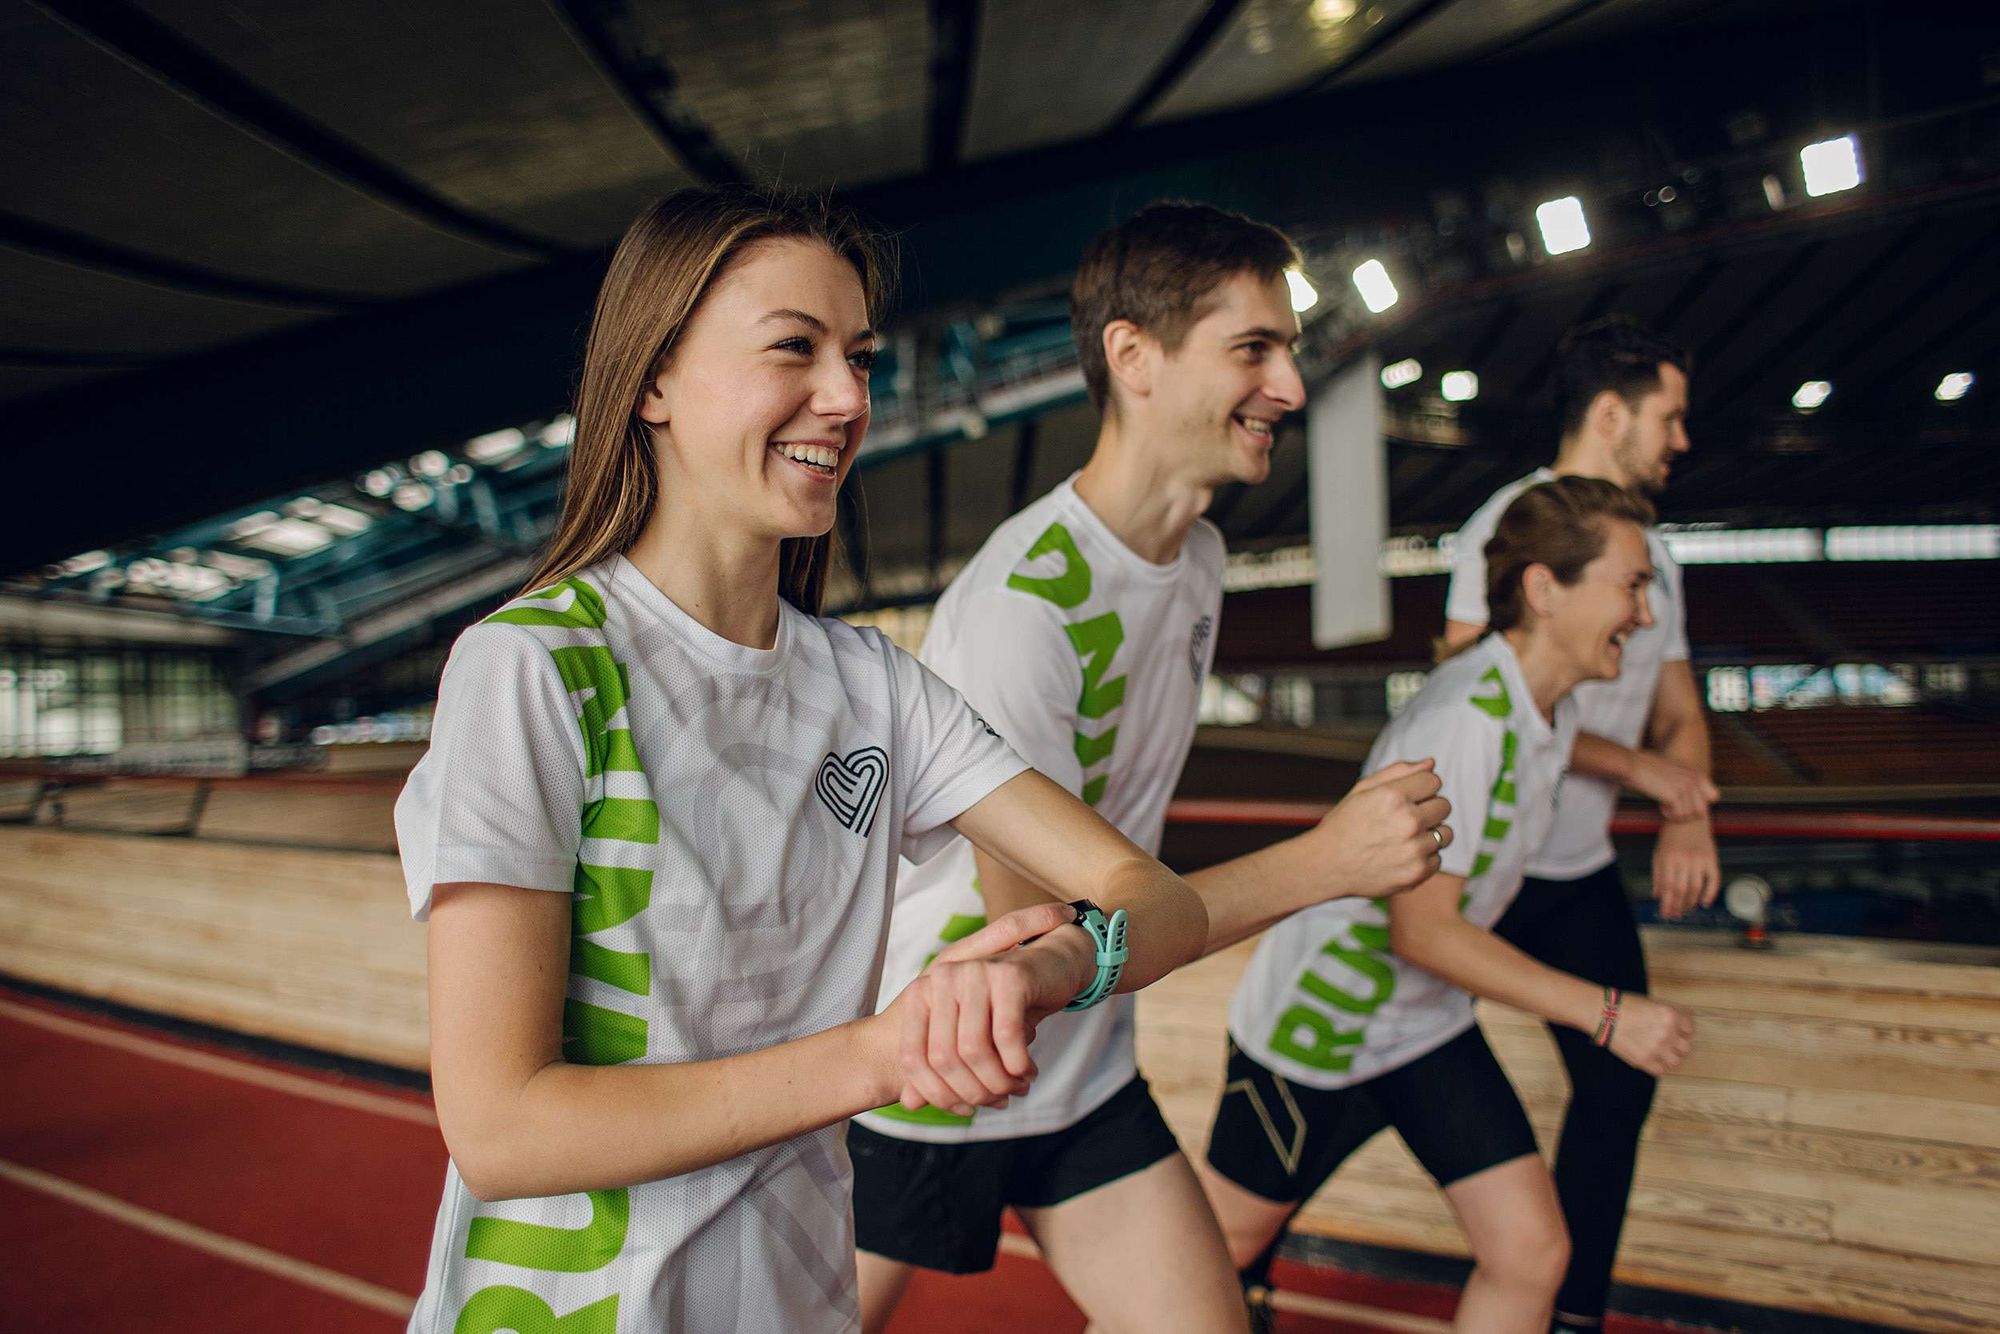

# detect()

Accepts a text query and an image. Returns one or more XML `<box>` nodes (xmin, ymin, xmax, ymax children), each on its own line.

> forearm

<box><xmin>1090</xmin><ymin>854</ymin><xmax>1209</xmax><ymax>991</ymax></box>
<box><xmin>1570</xmin><ymin>731</ymin><xmax>1637</xmax><ymax>784</ymax></box>
<box><xmin>1650</xmin><ymin>700</ymin><xmax>1712</xmax><ymax>782</ymax></box>
<box><xmin>1185</xmin><ymin>833</ymin><xmax>1325</xmax><ymax>955</ymax></box>
<box><xmin>1391</xmin><ymin>913</ymin><xmax>1602</xmax><ymax>1035</ymax></box>
<box><xmin>444</xmin><ymin>1017</ymin><xmax>891</xmax><ymax>1201</ymax></box>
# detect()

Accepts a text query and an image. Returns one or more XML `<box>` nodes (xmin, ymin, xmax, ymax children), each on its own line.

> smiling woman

<box><xmin>392</xmin><ymin>187</ymin><xmax>1214</xmax><ymax>1334</ymax></box>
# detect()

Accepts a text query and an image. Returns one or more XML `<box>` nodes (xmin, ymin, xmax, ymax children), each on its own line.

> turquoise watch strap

<box><xmin>1063</xmin><ymin>905</ymin><xmax>1130</xmax><ymax>1012</ymax></box>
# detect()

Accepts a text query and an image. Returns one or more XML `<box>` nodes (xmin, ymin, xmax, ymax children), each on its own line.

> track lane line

<box><xmin>0</xmin><ymin>1156</ymin><xmax>417</xmax><ymax>1318</ymax></box>
<box><xmin>0</xmin><ymin>998</ymin><xmax>436</xmax><ymax>1126</ymax></box>
<box><xmin>996</xmin><ymin>1232</ymin><xmax>1451</xmax><ymax>1332</ymax></box>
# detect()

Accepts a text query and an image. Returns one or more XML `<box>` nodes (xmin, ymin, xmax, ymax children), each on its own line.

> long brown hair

<box><xmin>522</xmin><ymin>187</ymin><xmax>893</xmax><ymax>612</ymax></box>
<box><xmin>1484</xmin><ymin>476</ymin><xmax>1656</xmax><ymax>633</ymax></box>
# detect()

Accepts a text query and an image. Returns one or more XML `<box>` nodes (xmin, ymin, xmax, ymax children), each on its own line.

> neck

<box><xmin>624</xmin><ymin>503</ymin><xmax>784</xmax><ymax>649</ymax></box>
<box><xmin>1551</xmin><ymin>434</ymin><xmax>1627</xmax><ymax>488</ymax></box>
<box><xmin>1500</xmin><ymin>626</ymin><xmax>1584</xmax><ymax>723</ymax></box>
<box><xmin>1071</xmin><ymin>412</ymin><xmax>1215</xmax><ymax>564</ymax></box>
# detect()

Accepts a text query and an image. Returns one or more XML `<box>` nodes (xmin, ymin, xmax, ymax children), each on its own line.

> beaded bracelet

<box><xmin>1592</xmin><ymin>986</ymin><xmax>1622</xmax><ymax>1047</ymax></box>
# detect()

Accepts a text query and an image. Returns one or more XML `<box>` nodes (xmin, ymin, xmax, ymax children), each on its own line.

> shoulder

<box><xmin>480</xmin><ymin>567</ymin><xmax>617</xmax><ymax>635</ymax></box>
<box><xmin>1186</xmin><ymin>517</ymin><xmax>1228</xmax><ymax>573</ymax></box>
<box><xmin>1459</xmin><ymin>472</ymin><xmax>1547</xmax><ymax>540</ymax></box>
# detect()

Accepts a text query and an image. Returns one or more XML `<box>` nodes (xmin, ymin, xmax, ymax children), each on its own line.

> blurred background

<box><xmin>2</xmin><ymin>2</ymin><xmax>1997</xmax><ymax>1331</ymax></box>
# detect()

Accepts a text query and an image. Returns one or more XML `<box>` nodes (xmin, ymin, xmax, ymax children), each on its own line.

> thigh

<box><xmin>1372</xmin><ymin>1027</ymin><xmax>1541</xmax><ymax>1189</ymax></box>
<box><xmin>848</xmin><ymin>1121</ymin><xmax>1008</xmax><ymax>1276</ymax></box>
<box><xmin>1019</xmin><ymin>1153</ymin><xmax>1245</xmax><ymax>1334</ymax></box>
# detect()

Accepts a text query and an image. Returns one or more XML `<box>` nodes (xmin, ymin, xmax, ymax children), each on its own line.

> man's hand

<box><xmin>1628</xmin><ymin>751</ymin><xmax>1719</xmax><ymax>820</ymax></box>
<box><xmin>1309</xmin><ymin>760</ymin><xmax>1452</xmax><ymax>901</ymax></box>
<box><xmin>874</xmin><ymin>902</ymin><xmax>1087</xmax><ymax>1116</ymax></box>
<box><xmin>1652</xmin><ymin>818</ymin><xmax>1720</xmax><ymax>920</ymax></box>
<box><xmin>1606</xmin><ymin>993</ymin><xmax>1695</xmax><ymax>1077</ymax></box>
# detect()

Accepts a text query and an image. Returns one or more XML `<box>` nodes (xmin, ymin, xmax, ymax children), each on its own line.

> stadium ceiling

<box><xmin>3</xmin><ymin>0</ymin><xmax>1997</xmax><ymax>581</ymax></box>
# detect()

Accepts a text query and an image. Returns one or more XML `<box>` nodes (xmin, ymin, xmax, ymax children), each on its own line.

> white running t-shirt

<box><xmin>855</xmin><ymin>477</ymin><xmax>1224</xmax><ymax>1142</ymax></box>
<box><xmin>1227</xmin><ymin>634</ymin><xmax>1576</xmax><ymax>1089</ymax></box>
<box><xmin>394</xmin><ymin>556</ymin><xmax>1027</xmax><ymax>1334</ymax></box>
<box><xmin>1446</xmin><ymin>469</ymin><xmax>1688</xmax><ymax>879</ymax></box>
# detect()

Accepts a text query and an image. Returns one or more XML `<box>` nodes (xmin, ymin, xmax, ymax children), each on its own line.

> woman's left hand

<box><xmin>884</xmin><ymin>902</ymin><xmax>1091</xmax><ymax>1116</ymax></box>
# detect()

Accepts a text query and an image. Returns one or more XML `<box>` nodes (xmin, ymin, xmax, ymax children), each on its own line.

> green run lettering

<box><xmin>465</xmin><ymin>1190</ymin><xmax>631</xmax><ymax>1274</ymax></box>
<box><xmin>1270</xmin><ymin>915</ymin><xmax>1396</xmax><ymax>1071</ymax></box>
<box><xmin>460</xmin><ymin>575</ymin><xmax>652</xmax><ymax>1321</ymax></box>
<box><xmin>1004</xmin><ymin>522</ymin><xmax>1092</xmax><ymax>608</ymax></box>
<box><xmin>1005</xmin><ymin>526</ymin><xmax>1128</xmax><ymax>822</ymax></box>
<box><xmin>456</xmin><ymin>1288</ymin><xmax>619</xmax><ymax>1334</ymax></box>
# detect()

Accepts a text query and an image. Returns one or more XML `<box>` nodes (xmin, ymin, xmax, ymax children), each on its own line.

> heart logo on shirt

<box><xmin>816</xmin><ymin>746</ymin><xmax>887</xmax><ymax>836</ymax></box>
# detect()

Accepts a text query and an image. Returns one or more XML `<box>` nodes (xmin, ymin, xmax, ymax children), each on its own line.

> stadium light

<box><xmin>1285</xmin><ymin>269</ymin><xmax>1319</xmax><ymax>313</ymax></box>
<box><xmin>1352</xmin><ymin>259</ymin><xmax>1399</xmax><ymax>314</ymax></box>
<box><xmin>1801</xmin><ymin>135</ymin><xmax>1862</xmax><ymax>197</ymax></box>
<box><xmin>1936</xmin><ymin>372</ymin><xmax>1975</xmax><ymax>402</ymax></box>
<box><xmin>1792</xmin><ymin>380</ymin><xmax>1833</xmax><ymax>412</ymax></box>
<box><xmin>1380</xmin><ymin>358</ymin><xmax>1422</xmax><ymax>390</ymax></box>
<box><xmin>1441</xmin><ymin>370</ymin><xmax>1480</xmax><ymax>402</ymax></box>
<box><xmin>1535</xmin><ymin>196</ymin><xmax>1591</xmax><ymax>255</ymax></box>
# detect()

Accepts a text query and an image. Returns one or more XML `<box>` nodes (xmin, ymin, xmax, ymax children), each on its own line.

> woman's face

<box><xmin>638</xmin><ymin>237</ymin><xmax>874</xmax><ymax>542</ymax></box>
<box><xmin>1544</xmin><ymin>518</ymin><xmax>1655</xmax><ymax>683</ymax></box>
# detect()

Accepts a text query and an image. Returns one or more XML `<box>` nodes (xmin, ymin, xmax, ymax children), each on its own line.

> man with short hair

<box><xmin>1440</xmin><ymin>314</ymin><xmax>1719</xmax><ymax>1334</ymax></box>
<box><xmin>850</xmin><ymin>202</ymin><xmax>1451</xmax><ymax>1333</ymax></box>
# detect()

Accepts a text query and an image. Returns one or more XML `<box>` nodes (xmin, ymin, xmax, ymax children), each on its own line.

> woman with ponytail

<box><xmin>1201</xmin><ymin>476</ymin><xmax>1697</xmax><ymax>1334</ymax></box>
<box><xmin>393</xmin><ymin>189</ymin><xmax>1208</xmax><ymax>1334</ymax></box>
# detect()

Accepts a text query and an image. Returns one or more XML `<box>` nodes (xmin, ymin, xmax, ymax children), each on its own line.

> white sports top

<box><xmin>1447</xmin><ymin>469</ymin><xmax>1688</xmax><ymax>879</ymax></box>
<box><xmin>395</xmin><ymin>557</ymin><xmax>1027</xmax><ymax>1334</ymax></box>
<box><xmin>857</xmin><ymin>478</ymin><xmax>1224</xmax><ymax>1141</ymax></box>
<box><xmin>1227</xmin><ymin>634</ymin><xmax>1577</xmax><ymax>1089</ymax></box>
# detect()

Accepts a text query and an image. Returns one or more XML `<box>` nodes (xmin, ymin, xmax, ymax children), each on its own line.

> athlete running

<box><xmin>397</xmin><ymin>187</ymin><xmax>1232</xmax><ymax>1334</ymax></box>
<box><xmin>853</xmin><ymin>202</ymin><xmax>1450</xmax><ymax>1334</ymax></box>
<box><xmin>1441</xmin><ymin>316</ymin><xmax>1718</xmax><ymax>1333</ymax></box>
<box><xmin>1202</xmin><ymin>477</ymin><xmax>1698</xmax><ymax>1334</ymax></box>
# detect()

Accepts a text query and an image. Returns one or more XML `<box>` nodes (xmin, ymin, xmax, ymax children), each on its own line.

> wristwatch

<box><xmin>1061</xmin><ymin>899</ymin><xmax>1130</xmax><ymax>1012</ymax></box>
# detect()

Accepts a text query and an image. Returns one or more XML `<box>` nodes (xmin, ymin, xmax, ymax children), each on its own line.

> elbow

<box><xmin>438</xmin><ymin>1105</ymin><xmax>539</xmax><ymax>1203</ymax></box>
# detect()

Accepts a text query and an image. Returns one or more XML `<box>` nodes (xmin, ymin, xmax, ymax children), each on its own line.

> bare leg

<box><xmin>1192</xmin><ymin>1157</ymin><xmax>1296</xmax><ymax>1271</ymax></box>
<box><xmin>856</xmin><ymin>1249</ymin><xmax>917</xmax><ymax>1334</ymax></box>
<box><xmin>1441</xmin><ymin>1154</ymin><xmax>1570</xmax><ymax>1334</ymax></box>
<box><xmin>1018</xmin><ymin>1152</ymin><xmax>1250</xmax><ymax>1334</ymax></box>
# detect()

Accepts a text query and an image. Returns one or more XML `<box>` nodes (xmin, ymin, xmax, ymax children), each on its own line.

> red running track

<box><xmin>0</xmin><ymin>985</ymin><xmax>1689</xmax><ymax>1333</ymax></box>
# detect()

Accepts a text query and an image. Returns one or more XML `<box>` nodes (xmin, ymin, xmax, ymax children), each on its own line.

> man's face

<box><xmin>1611</xmin><ymin>361</ymin><xmax>1691</xmax><ymax>495</ymax></box>
<box><xmin>1147</xmin><ymin>270</ymin><xmax>1307</xmax><ymax>488</ymax></box>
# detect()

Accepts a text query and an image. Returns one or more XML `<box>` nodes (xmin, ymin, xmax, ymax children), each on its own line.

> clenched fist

<box><xmin>1307</xmin><ymin>759</ymin><xmax>1453</xmax><ymax>900</ymax></box>
<box><xmin>875</xmin><ymin>901</ymin><xmax>1090</xmax><ymax>1117</ymax></box>
<box><xmin>1607</xmin><ymin>993</ymin><xmax>1695</xmax><ymax>1077</ymax></box>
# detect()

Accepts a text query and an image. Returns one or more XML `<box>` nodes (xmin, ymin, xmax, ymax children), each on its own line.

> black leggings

<box><xmin>1493</xmin><ymin>861</ymin><xmax>1656</xmax><ymax>1325</ymax></box>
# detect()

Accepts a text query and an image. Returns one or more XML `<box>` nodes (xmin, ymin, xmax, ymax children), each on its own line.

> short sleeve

<box><xmin>1444</xmin><ymin>499</ymin><xmax>1502</xmax><ymax>628</ymax></box>
<box><xmin>394</xmin><ymin>623</ymin><xmax>586</xmax><ymax>919</ymax></box>
<box><xmin>880</xmin><ymin>638</ymin><xmax>1032</xmax><ymax>865</ymax></box>
<box><xmin>1366</xmin><ymin>707</ymin><xmax>1499</xmax><ymax>882</ymax></box>
<box><xmin>1652</xmin><ymin>536</ymin><xmax>1690</xmax><ymax>663</ymax></box>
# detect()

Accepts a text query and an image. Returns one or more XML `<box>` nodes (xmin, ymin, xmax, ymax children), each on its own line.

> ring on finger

<box><xmin>1430</xmin><ymin>827</ymin><xmax>1445</xmax><ymax>849</ymax></box>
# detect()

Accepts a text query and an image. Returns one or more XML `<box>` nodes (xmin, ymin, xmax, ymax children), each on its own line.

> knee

<box><xmin>1481</xmin><ymin>1215</ymin><xmax>1571</xmax><ymax>1296</ymax></box>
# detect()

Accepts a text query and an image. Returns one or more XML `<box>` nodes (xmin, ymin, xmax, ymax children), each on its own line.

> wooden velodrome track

<box><xmin>2</xmin><ymin>754</ymin><xmax>1998</xmax><ymax>1331</ymax></box>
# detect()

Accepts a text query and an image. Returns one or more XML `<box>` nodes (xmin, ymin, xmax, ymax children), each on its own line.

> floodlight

<box><xmin>1441</xmin><ymin>370</ymin><xmax>1480</xmax><ymax>403</ymax></box>
<box><xmin>1801</xmin><ymin>136</ymin><xmax>1862</xmax><ymax>197</ymax></box>
<box><xmin>1352</xmin><ymin>259</ymin><xmax>1398</xmax><ymax>314</ymax></box>
<box><xmin>1936</xmin><ymin>372</ymin><xmax>1974</xmax><ymax>402</ymax></box>
<box><xmin>1285</xmin><ymin>269</ymin><xmax>1319</xmax><ymax>314</ymax></box>
<box><xmin>1535</xmin><ymin>196</ymin><xmax>1591</xmax><ymax>255</ymax></box>
<box><xmin>410</xmin><ymin>450</ymin><xmax>451</xmax><ymax>479</ymax></box>
<box><xmin>1380</xmin><ymin>358</ymin><xmax>1422</xmax><ymax>390</ymax></box>
<box><xmin>1792</xmin><ymin>380</ymin><xmax>1832</xmax><ymax>411</ymax></box>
